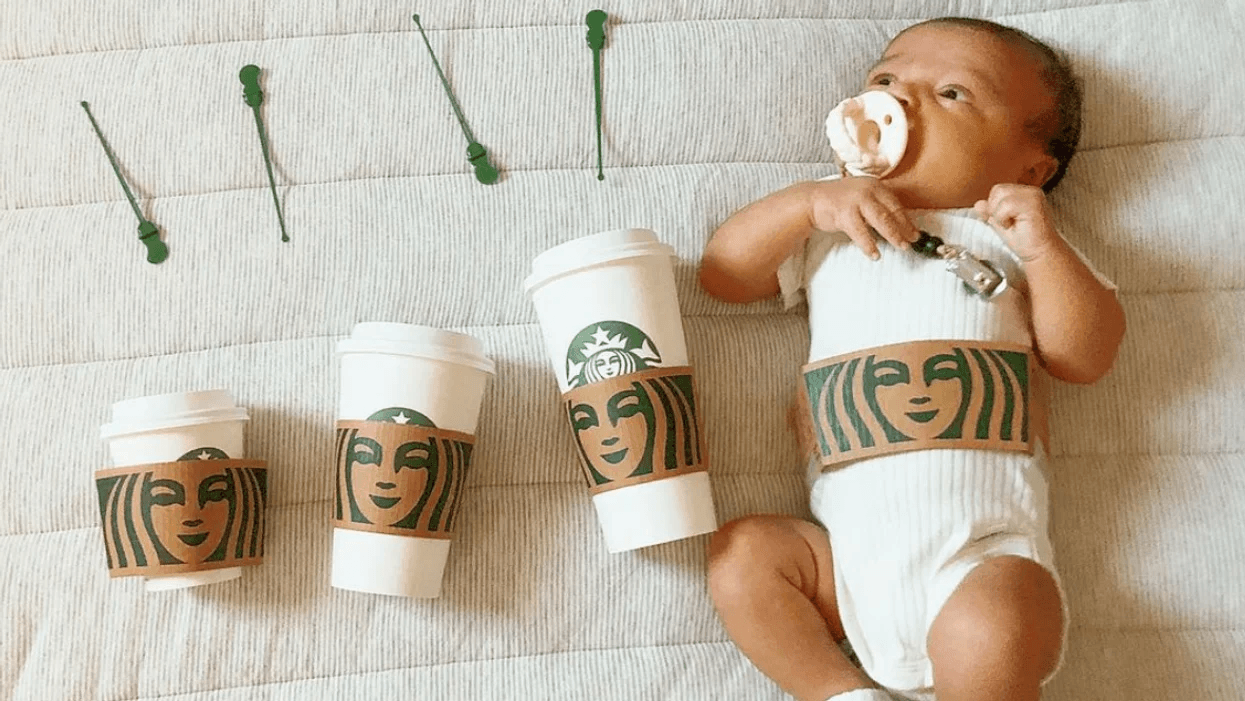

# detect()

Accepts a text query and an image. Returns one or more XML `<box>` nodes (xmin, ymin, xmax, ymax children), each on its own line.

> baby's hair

<box><xmin>897</xmin><ymin>17</ymin><xmax>1083</xmax><ymax>192</ymax></box>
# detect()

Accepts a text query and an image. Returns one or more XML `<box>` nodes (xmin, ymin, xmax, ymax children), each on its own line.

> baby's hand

<box><xmin>974</xmin><ymin>184</ymin><xmax>1062</xmax><ymax>262</ymax></box>
<box><xmin>806</xmin><ymin>177</ymin><xmax>919</xmax><ymax>260</ymax></box>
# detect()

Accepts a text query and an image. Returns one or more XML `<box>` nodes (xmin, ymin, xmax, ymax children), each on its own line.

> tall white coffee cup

<box><xmin>332</xmin><ymin>322</ymin><xmax>495</xmax><ymax>598</ymax></box>
<box><xmin>98</xmin><ymin>389</ymin><xmax>255</xmax><ymax>592</ymax></box>
<box><xmin>525</xmin><ymin>228</ymin><xmax>718</xmax><ymax>553</ymax></box>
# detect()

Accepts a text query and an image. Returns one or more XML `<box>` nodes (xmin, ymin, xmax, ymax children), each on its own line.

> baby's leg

<box><xmin>707</xmin><ymin>515</ymin><xmax>877</xmax><ymax>701</ymax></box>
<box><xmin>926</xmin><ymin>555</ymin><xmax>1064</xmax><ymax>701</ymax></box>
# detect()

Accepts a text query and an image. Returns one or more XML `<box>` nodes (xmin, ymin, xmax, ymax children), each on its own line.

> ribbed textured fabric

<box><xmin>788</xmin><ymin>209</ymin><xmax>1033</xmax><ymax>355</ymax></box>
<box><xmin>789</xmin><ymin>212</ymin><xmax>1054</xmax><ymax>692</ymax></box>
<box><xmin>3</xmin><ymin>1</ymin><xmax>1245</xmax><ymax>700</ymax></box>
<box><xmin>812</xmin><ymin>449</ymin><xmax>1055</xmax><ymax>692</ymax></box>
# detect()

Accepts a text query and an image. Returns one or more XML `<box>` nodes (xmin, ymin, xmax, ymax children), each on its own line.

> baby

<box><xmin>699</xmin><ymin>17</ymin><xmax>1126</xmax><ymax>701</ymax></box>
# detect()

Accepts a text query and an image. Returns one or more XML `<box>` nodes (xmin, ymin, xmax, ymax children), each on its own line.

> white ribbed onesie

<box><xmin>778</xmin><ymin>205</ymin><xmax>1112</xmax><ymax>699</ymax></box>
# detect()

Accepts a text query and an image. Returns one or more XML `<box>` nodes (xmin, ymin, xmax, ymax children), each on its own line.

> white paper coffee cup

<box><xmin>525</xmin><ymin>228</ymin><xmax>718</xmax><ymax>553</ymax></box>
<box><xmin>332</xmin><ymin>322</ymin><xmax>495</xmax><ymax>598</ymax></box>
<box><xmin>99</xmin><ymin>389</ymin><xmax>252</xmax><ymax>592</ymax></box>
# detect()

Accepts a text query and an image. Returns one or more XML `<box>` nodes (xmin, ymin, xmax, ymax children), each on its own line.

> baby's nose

<box><xmin>883</xmin><ymin>82</ymin><xmax>916</xmax><ymax>109</ymax></box>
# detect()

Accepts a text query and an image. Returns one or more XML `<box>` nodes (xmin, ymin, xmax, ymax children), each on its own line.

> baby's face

<box><xmin>864</xmin><ymin>24</ymin><xmax>1058</xmax><ymax>208</ymax></box>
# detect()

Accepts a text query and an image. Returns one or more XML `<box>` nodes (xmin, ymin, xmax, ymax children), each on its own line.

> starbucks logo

<box><xmin>365</xmin><ymin>407</ymin><xmax>436</xmax><ymax>427</ymax></box>
<box><xmin>95</xmin><ymin>449</ymin><xmax>268</xmax><ymax>576</ymax></box>
<box><xmin>177</xmin><ymin>447</ymin><xmax>231</xmax><ymax>461</ymax></box>
<box><xmin>802</xmin><ymin>341</ymin><xmax>1036</xmax><ymax>467</ymax></box>
<box><xmin>334</xmin><ymin>407</ymin><xmax>474</xmax><ymax>538</ymax></box>
<box><xmin>563</xmin><ymin>367</ymin><xmax>706</xmax><ymax>494</ymax></box>
<box><xmin>565</xmin><ymin>321</ymin><xmax>662</xmax><ymax>389</ymax></box>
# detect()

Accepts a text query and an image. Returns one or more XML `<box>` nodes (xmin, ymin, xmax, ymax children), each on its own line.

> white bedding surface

<box><xmin>2</xmin><ymin>1</ymin><xmax>1243</xmax><ymax>699</ymax></box>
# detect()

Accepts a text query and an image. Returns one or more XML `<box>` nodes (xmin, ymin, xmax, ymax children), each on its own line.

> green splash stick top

<box><xmin>411</xmin><ymin>13</ymin><xmax>499</xmax><ymax>185</ymax></box>
<box><xmin>80</xmin><ymin>101</ymin><xmax>168</xmax><ymax>265</ymax></box>
<box><xmin>239</xmin><ymin>65</ymin><xmax>290</xmax><ymax>243</ymax></box>
<box><xmin>586</xmin><ymin>10</ymin><xmax>608</xmax><ymax>181</ymax></box>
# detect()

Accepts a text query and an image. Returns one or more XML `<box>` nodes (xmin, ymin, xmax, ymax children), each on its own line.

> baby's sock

<box><xmin>824</xmin><ymin>689</ymin><xmax>894</xmax><ymax>701</ymax></box>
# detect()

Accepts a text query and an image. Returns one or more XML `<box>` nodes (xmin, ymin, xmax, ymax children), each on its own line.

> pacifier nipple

<box><xmin>825</xmin><ymin>91</ymin><xmax>908</xmax><ymax>178</ymax></box>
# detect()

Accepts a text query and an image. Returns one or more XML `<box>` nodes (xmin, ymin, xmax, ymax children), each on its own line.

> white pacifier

<box><xmin>825</xmin><ymin>91</ymin><xmax>909</xmax><ymax>177</ymax></box>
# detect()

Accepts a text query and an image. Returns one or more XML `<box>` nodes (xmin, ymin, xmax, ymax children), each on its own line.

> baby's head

<box><xmin>862</xmin><ymin>18</ymin><xmax>1082</xmax><ymax>209</ymax></box>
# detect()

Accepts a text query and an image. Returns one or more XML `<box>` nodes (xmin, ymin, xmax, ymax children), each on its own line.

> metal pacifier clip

<box><xmin>825</xmin><ymin>91</ymin><xmax>1008</xmax><ymax>300</ymax></box>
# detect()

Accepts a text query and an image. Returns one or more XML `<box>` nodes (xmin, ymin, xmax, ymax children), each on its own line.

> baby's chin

<box><xmin>880</xmin><ymin>168</ymin><xmax>984</xmax><ymax>211</ymax></box>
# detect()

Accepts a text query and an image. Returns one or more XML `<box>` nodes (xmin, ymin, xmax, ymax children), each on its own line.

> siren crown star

<box><xmin>580</xmin><ymin>326</ymin><xmax>630</xmax><ymax>357</ymax></box>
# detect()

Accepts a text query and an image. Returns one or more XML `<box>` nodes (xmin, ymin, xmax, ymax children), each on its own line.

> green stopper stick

<box><xmin>586</xmin><ymin>10</ymin><xmax>608</xmax><ymax>181</ymax></box>
<box><xmin>412</xmin><ymin>13</ymin><xmax>499</xmax><ymax>185</ymax></box>
<box><xmin>80</xmin><ymin>101</ymin><xmax>168</xmax><ymax>264</ymax></box>
<box><xmin>239</xmin><ymin>65</ymin><xmax>290</xmax><ymax>242</ymax></box>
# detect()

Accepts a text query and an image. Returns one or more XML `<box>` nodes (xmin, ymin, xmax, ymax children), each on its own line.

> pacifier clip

<box><xmin>912</xmin><ymin>231</ymin><xmax>1008</xmax><ymax>299</ymax></box>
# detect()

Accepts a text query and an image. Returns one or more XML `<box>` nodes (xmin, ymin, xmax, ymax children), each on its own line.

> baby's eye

<box><xmin>870</xmin><ymin>74</ymin><xmax>894</xmax><ymax>86</ymax></box>
<box><xmin>939</xmin><ymin>86</ymin><xmax>965</xmax><ymax>100</ymax></box>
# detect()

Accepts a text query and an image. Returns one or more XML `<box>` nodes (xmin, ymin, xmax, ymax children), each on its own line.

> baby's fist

<box><xmin>974</xmin><ymin>184</ymin><xmax>1060</xmax><ymax>262</ymax></box>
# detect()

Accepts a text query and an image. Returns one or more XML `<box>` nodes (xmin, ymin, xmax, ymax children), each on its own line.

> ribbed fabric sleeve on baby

<box><xmin>793</xmin><ymin>210</ymin><xmax>1054</xmax><ymax>691</ymax></box>
<box><xmin>797</xmin><ymin>209</ymin><xmax>1032</xmax><ymax>361</ymax></box>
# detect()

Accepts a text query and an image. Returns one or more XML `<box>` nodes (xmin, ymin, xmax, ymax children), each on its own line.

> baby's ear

<box><xmin>1021</xmin><ymin>153</ymin><xmax>1059</xmax><ymax>188</ymax></box>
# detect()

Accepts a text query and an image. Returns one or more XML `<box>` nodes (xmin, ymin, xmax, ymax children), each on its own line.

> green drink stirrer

<box><xmin>80</xmin><ymin>101</ymin><xmax>168</xmax><ymax>264</ymax></box>
<box><xmin>239</xmin><ymin>65</ymin><xmax>290</xmax><ymax>242</ymax></box>
<box><xmin>586</xmin><ymin>10</ymin><xmax>609</xmax><ymax>181</ymax></box>
<box><xmin>411</xmin><ymin>14</ymin><xmax>499</xmax><ymax>185</ymax></box>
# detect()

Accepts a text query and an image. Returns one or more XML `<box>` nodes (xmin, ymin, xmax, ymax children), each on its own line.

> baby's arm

<box><xmin>976</xmin><ymin>184</ymin><xmax>1126</xmax><ymax>384</ymax></box>
<box><xmin>700</xmin><ymin>177</ymin><xmax>919</xmax><ymax>304</ymax></box>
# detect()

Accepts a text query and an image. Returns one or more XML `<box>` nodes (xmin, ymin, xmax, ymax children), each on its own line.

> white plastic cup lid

<box><xmin>336</xmin><ymin>322</ymin><xmax>496</xmax><ymax>375</ymax></box>
<box><xmin>100</xmin><ymin>389</ymin><xmax>249</xmax><ymax>440</ymax></box>
<box><xmin>524</xmin><ymin>228</ymin><xmax>676</xmax><ymax>295</ymax></box>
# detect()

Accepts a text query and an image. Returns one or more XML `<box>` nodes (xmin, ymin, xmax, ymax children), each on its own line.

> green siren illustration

<box><xmin>802</xmin><ymin>342</ymin><xmax>1034</xmax><ymax>465</ymax></box>
<box><xmin>565</xmin><ymin>368</ymin><xmax>705</xmax><ymax>492</ymax></box>
<box><xmin>335</xmin><ymin>407</ymin><xmax>474</xmax><ymax>538</ymax></box>
<box><xmin>177</xmin><ymin>447</ymin><xmax>231</xmax><ymax>461</ymax></box>
<box><xmin>566</xmin><ymin>320</ymin><xmax>663</xmax><ymax>389</ymax></box>
<box><xmin>95</xmin><ymin>447</ymin><xmax>268</xmax><ymax>574</ymax></box>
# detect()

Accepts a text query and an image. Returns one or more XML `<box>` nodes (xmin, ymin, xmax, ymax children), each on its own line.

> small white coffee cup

<box><xmin>525</xmin><ymin>228</ymin><xmax>718</xmax><ymax>553</ymax></box>
<box><xmin>332</xmin><ymin>322</ymin><xmax>495</xmax><ymax>598</ymax></box>
<box><xmin>99</xmin><ymin>389</ymin><xmax>254</xmax><ymax>592</ymax></box>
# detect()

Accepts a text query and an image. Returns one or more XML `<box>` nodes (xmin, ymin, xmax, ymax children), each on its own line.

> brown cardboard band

<box><xmin>334</xmin><ymin>421</ymin><xmax>475</xmax><ymax>539</ymax></box>
<box><xmin>788</xmin><ymin>395</ymin><xmax>821</xmax><ymax>466</ymax></box>
<box><xmin>562</xmin><ymin>366</ymin><xmax>708</xmax><ymax>496</ymax></box>
<box><xmin>95</xmin><ymin>459</ymin><xmax>268</xmax><ymax>578</ymax></box>
<box><xmin>799</xmin><ymin>340</ymin><xmax>1047</xmax><ymax>470</ymax></box>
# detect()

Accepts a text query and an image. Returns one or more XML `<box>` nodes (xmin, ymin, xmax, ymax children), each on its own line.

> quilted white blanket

<box><xmin>2</xmin><ymin>1</ymin><xmax>1243</xmax><ymax>699</ymax></box>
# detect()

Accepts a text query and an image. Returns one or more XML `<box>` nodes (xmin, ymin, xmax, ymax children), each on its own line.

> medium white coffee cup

<box><xmin>98</xmin><ymin>389</ymin><xmax>256</xmax><ymax>592</ymax></box>
<box><xmin>525</xmin><ymin>228</ymin><xmax>718</xmax><ymax>553</ymax></box>
<box><xmin>332</xmin><ymin>322</ymin><xmax>495</xmax><ymax>598</ymax></box>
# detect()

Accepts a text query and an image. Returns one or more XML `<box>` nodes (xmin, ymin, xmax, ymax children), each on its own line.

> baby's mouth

<box><xmin>882</xmin><ymin>124</ymin><xmax>917</xmax><ymax>178</ymax></box>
